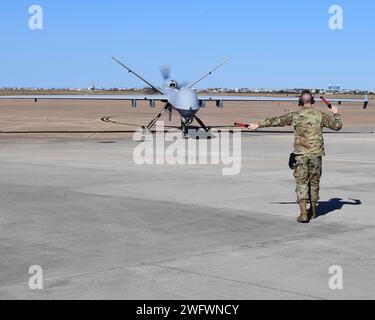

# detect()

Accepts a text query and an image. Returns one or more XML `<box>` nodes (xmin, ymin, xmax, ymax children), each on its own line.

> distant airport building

<box><xmin>328</xmin><ymin>83</ymin><xmax>342</xmax><ymax>93</ymax></box>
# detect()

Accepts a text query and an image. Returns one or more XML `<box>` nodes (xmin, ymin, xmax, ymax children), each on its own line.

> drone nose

<box><xmin>174</xmin><ymin>88</ymin><xmax>199</xmax><ymax>110</ymax></box>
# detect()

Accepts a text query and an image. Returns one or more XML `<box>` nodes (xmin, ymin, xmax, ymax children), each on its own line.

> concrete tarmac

<box><xmin>0</xmin><ymin>131</ymin><xmax>374</xmax><ymax>299</ymax></box>
<box><xmin>0</xmin><ymin>98</ymin><xmax>374</xmax><ymax>299</ymax></box>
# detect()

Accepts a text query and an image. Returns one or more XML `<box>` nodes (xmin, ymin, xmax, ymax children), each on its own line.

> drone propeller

<box><xmin>160</xmin><ymin>65</ymin><xmax>172</xmax><ymax>80</ymax></box>
<box><xmin>160</xmin><ymin>65</ymin><xmax>190</xmax><ymax>89</ymax></box>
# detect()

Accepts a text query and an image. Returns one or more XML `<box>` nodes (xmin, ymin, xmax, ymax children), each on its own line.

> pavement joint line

<box><xmin>59</xmin><ymin>190</ymin><xmax>375</xmax><ymax>229</ymax></box>
<box><xmin>324</xmin><ymin>188</ymin><xmax>375</xmax><ymax>195</ymax></box>
<box><xmin>15</xmin><ymin>258</ymin><xmax>179</xmax><ymax>284</ymax></box>
<box><xmin>1</xmin><ymin>248</ymin><xmax>327</xmax><ymax>300</ymax></box>
<box><xmin>3</xmin><ymin>225</ymin><xmax>372</xmax><ymax>289</ymax></box>
<box><xmin>0</xmin><ymin>261</ymin><xmax>325</xmax><ymax>301</ymax></box>
<box><xmin>244</xmin><ymin>134</ymin><xmax>375</xmax><ymax>141</ymax></box>
<box><xmin>242</xmin><ymin>156</ymin><xmax>375</xmax><ymax>164</ymax></box>
<box><xmin>1</xmin><ymin>182</ymin><xmax>372</xmax><ymax>229</ymax></box>
<box><xmin>325</xmin><ymin>159</ymin><xmax>375</xmax><ymax>164</ymax></box>
<box><xmin>2</xmin><ymin>157</ymin><xmax>374</xmax><ymax>177</ymax></box>
<box><xmin>5</xmin><ymin>185</ymin><xmax>366</xmax><ymax>233</ymax></box>
<box><xmin>175</xmin><ymin>225</ymin><xmax>375</xmax><ymax>258</ymax></box>
<box><xmin>231</xmin><ymin>225</ymin><xmax>375</xmax><ymax>252</ymax></box>
<box><xmin>149</xmin><ymin>263</ymin><xmax>327</xmax><ymax>300</ymax></box>
<box><xmin>0</xmin><ymin>236</ymin><xmax>106</xmax><ymax>259</ymax></box>
<box><xmin>0</xmin><ymin>160</ymin><xmax>135</xmax><ymax>174</ymax></box>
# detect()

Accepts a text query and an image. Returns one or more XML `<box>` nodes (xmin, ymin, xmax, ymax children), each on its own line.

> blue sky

<box><xmin>0</xmin><ymin>0</ymin><xmax>373</xmax><ymax>90</ymax></box>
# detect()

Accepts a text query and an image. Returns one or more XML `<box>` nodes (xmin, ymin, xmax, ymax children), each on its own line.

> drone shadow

<box><xmin>186</xmin><ymin>126</ymin><xmax>216</xmax><ymax>140</ymax></box>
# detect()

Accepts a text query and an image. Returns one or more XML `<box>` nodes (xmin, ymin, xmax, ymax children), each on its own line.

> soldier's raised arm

<box><xmin>322</xmin><ymin>106</ymin><xmax>342</xmax><ymax>131</ymax></box>
<box><xmin>258</xmin><ymin>112</ymin><xmax>294</xmax><ymax>128</ymax></box>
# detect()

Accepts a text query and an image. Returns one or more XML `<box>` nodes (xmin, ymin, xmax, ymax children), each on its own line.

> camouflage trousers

<box><xmin>293</xmin><ymin>155</ymin><xmax>322</xmax><ymax>203</ymax></box>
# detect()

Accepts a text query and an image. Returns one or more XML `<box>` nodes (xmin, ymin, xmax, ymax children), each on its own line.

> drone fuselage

<box><xmin>163</xmin><ymin>85</ymin><xmax>200</xmax><ymax>120</ymax></box>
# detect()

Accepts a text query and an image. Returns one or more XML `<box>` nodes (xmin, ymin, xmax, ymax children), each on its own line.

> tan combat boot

<box><xmin>297</xmin><ymin>200</ymin><xmax>309</xmax><ymax>223</ymax></box>
<box><xmin>310</xmin><ymin>201</ymin><xmax>317</xmax><ymax>219</ymax></box>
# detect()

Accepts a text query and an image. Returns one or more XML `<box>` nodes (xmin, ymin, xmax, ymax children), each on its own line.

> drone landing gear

<box><xmin>180</xmin><ymin>117</ymin><xmax>192</xmax><ymax>139</ymax></box>
<box><xmin>142</xmin><ymin>104</ymin><xmax>171</xmax><ymax>133</ymax></box>
<box><xmin>180</xmin><ymin>116</ymin><xmax>211</xmax><ymax>139</ymax></box>
<box><xmin>142</xmin><ymin>106</ymin><xmax>211</xmax><ymax>140</ymax></box>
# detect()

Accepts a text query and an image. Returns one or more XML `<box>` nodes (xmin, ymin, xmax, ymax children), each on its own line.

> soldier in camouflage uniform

<box><xmin>249</xmin><ymin>90</ymin><xmax>343</xmax><ymax>223</ymax></box>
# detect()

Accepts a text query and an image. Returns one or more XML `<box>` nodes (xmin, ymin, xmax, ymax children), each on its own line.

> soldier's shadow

<box><xmin>271</xmin><ymin>198</ymin><xmax>362</xmax><ymax>218</ymax></box>
<box><xmin>315</xmin><ymin>198</ymin><xmax>362</xmax><ymax>218</ymax></box>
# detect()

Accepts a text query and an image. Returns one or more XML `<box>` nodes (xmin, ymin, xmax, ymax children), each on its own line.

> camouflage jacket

<box><xmin>258</xmin><ymin>107</ymin><xmax>343</xmax><ymax>156</ymax></box>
